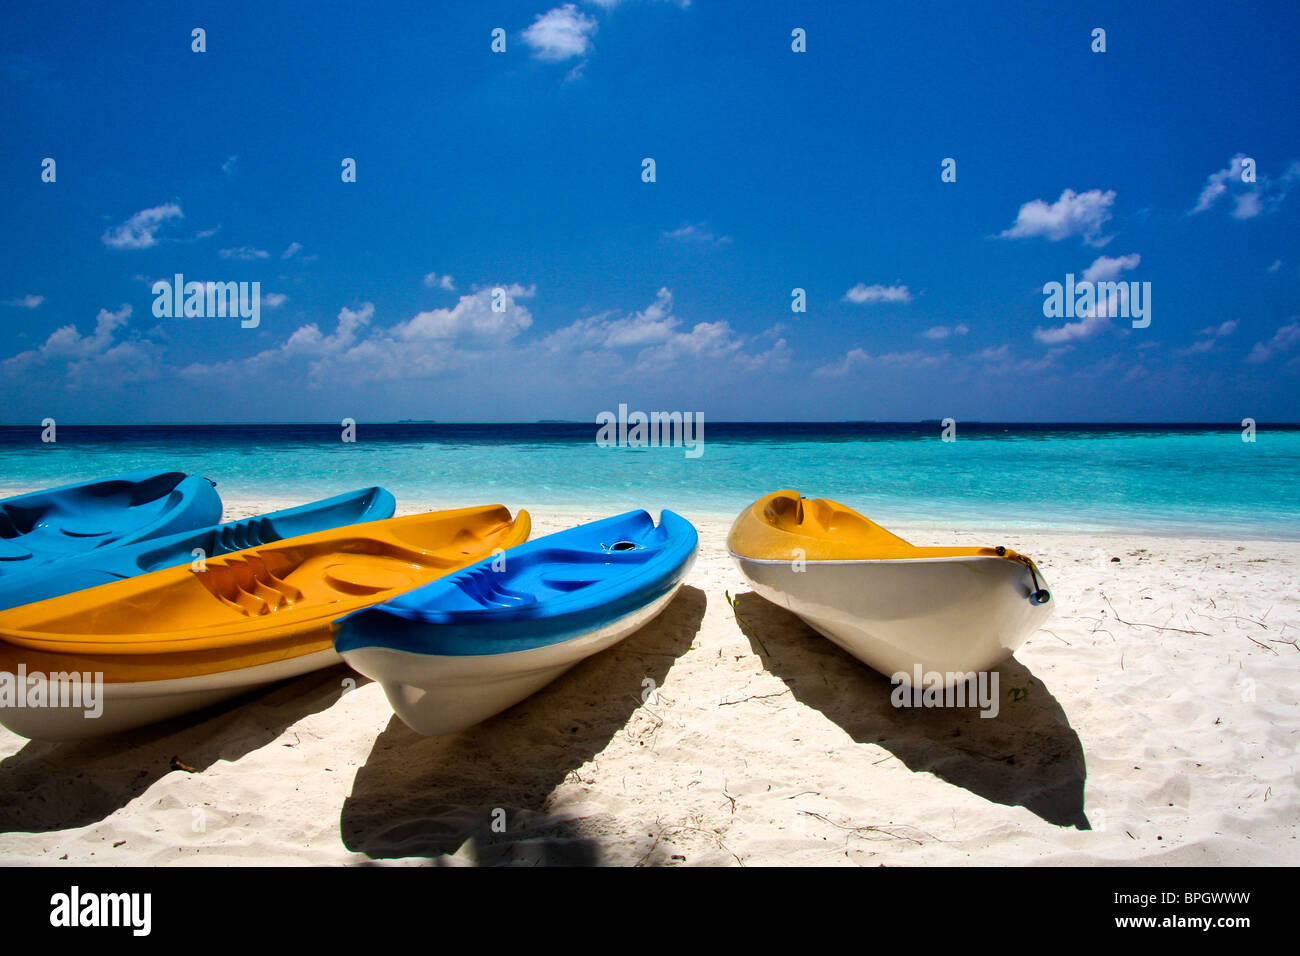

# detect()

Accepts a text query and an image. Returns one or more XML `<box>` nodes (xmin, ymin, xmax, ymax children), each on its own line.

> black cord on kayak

<box><xmin>1001</xmin><ymin>547</ymin><xmax>1051</xmax><ymax>605</ymax></box>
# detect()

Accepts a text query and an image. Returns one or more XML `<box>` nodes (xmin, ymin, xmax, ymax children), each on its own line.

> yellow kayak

<box><xmin>728</xmin><ymin>490</ymin><xmax>1052</xmax><ymax>683</ymax></box>
<box><xmin>0</xmin><ymin>504</ymin><xmax>530</xmax><ymax>739</ymax></box>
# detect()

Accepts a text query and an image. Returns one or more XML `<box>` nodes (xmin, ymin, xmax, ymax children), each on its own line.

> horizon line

<box><xmin>2</xmin><ymin>420</ymin><xmax>1297</xmax><ymax>428</ymax></box>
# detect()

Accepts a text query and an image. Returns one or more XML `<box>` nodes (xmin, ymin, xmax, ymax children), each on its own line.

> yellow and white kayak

<box><xmin>0</xmin><ymin>505</ymin><xmax>530</xmax><ymax>740</ymax></box>
<box><xmin>728</xmin><ymin>490</ymin><xmax>1052</xmax><ymax>685</ymax></box>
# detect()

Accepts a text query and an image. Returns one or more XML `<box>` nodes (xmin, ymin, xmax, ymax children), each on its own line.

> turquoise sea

<box><xmin>1</xmin><ymin>423</ymin><xmax>1297</xmax><ymax>537</ymax></box>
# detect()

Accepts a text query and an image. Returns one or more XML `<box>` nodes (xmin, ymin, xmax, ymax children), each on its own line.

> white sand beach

<box><xmin>1</xmin><ymin>502</ymin><xmax>1297</xmax><ymax>866</ymax></box>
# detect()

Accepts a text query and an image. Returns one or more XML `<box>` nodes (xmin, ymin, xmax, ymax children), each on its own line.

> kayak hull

<box><xmin>733</xmin><ymin>554</ymin><xmax>1052</xmax><ymax>684</ymax></box>
<box><xmin>0</xmin><ymin>471</ymin><xmax>222</xmax><ymax>609</ymax></box>
<box><xmin>0</xmin><ymin>649</ymin><xmax>338</xmax><ymax>740</ymax></box>
<box><xmin>340</xmin><ymin>585</ymin><xmax>681</xmax><ymax>736</ymax></box>
<box><xmin>335</xmin><ymin>510</ymin><xmax>698</xmax><ymax>735</ymax></box>
<box><xmin>0</xmin><ymin>505</ymin><xmax>530</xmax><ymax>740</ymax></box>
<box><xmin>0</xmin><ymin>486</ymin><xmax>396</xmax><ymax>612</ymax></box>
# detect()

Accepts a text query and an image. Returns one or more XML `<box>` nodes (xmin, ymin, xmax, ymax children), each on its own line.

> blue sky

<box><xmin>1</xmin><ymin>0</ymin><xmax>1297</xmax><ymax>423</ymax></box>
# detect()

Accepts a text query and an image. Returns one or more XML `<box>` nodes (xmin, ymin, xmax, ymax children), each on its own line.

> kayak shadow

<box><xmin>0</xmin><ymin>664</ymin><xmax>360</xmax><ymax>835</ymax></box>
<box><xmin>733</xmin><ymin>591</ymin><xmax>1089</xmax><ymax>829</ymax></box>
<box><xmin>339</xmin><ymin>585</ymin><xmax>707</xmax><ymax>865</ymax></box>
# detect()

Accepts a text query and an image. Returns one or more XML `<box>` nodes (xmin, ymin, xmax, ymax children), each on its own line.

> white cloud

<box><xmin>1032</xmin><ymin>311</ymin><xmax>1112</xmax><ymax>345</ymax></box>
<box><xmin>1192</xmin><ymin>154</ymin><xmax>1300</xmax><ymax>219</ymax></box>
<box><xmin>282</xmin><ymin>242</ymin><xmax>302</xmax><ymax>259</ymax></box>
<box><xmin>395</xmin><ymin>285</ymin><xmax>535</xmax><ymax>342</ymax></box>
<box><xmin>262</xmin><ymin>293</ymin><xmax>288</xmax><ymax>308</ymax></box>
<box><xmin>1082</xmin><ymin>253</ymin><xmax>1140</xmax><ymax>283</ymax></box>
<box><xmin>814</xmin><ymin>347</ymin><xmax>947</xmax><ymax>377</ymax></box>
<box><xmin>101</xmin><ymin>203</ymin><xmax>183</xmax><ymax>250</ymax></box>
<box><xmin>1176</xmin><ymin>320</ymin><xmax>1237</xmax><ymax>357</ymax></box>
<box><xmin>3</xmin><ymin>294</ymin><xmax>43</xmax><ymax>309</ymax></box>
<box><xmin>973</xmin><ymin>344</ymin><xmax>1072</xmax><ymax>373</ymax></box>
<box><xmin>662</xmin><ymin>223</ymin><xmax>731</xmax><ymax>246</ymax></box>
<box><xmin>537</xmin><ymin>286</ymin><xmax>783</xmax><ymax>373</ymax></box>
<box><xmin>4</xmin><ymin>304</ymin><xmax>130</xmax><ymax>367</ymax></box>
<box><xmin>219</xmin><ymin>246</ymin><xmax>270</xmax><ymax>260</ymax></box>
<box><xmin>194</xmin><ymin>303</ymin><xmax>375</xmax><ymax>380</ymax></box>
<box><xmin>423</xmin><ymin>272</ymin><xmax>456</xmax><ymax>291</ymax></box>
<box><xmin>1246</xmin><ymin>322</ymin><xmax>1300</xmax><ymax>363</ymax></box>
<box><xmin>1</xmin><ymin>304</ymin><xmax>159</xmax><ymax>387</ymax></box>
<box><xmin>221</xmin><ymin>155</ymin><xmax>238</xmax><ymax>176</ymax></box>
<box><xmin>997</xmin><ymin>188</ymin><xmax>1116</xmax><ymax>246</ymax></box>
<box><xmin>842</xmin><ymin>283</ymin><xmax>912</xmax><ymax>305</ymax></box>
<box><xmin>1033</xmin><ymin>254</ymin><xmax>1142</xmax><ymax>344</ymax></box>
<box><xmin>588</xmin><ymin>0</ymin><xmax>692</xmax><ymax>9</ymax></box>
<box><xmin>543</xmin><ymin>287</ymin><xmax>676</xmax><ymax>351</ymax></box>
<box><xmin>522</xmin><ymin>5</ymin><xmax>597</xmax><ymax>61</ymax></box>
<box><xmin>165</xmin><ymin>285</ymin><xmax>786</xmax><ymax>391</ymax></box>
<box><xmin>1268</xmin><ymin>259</ymin><xmax>1282</xmax><ymax>273</ymax></box>
<box><xmin>1178</xmin><ymin>338</ymin><xmax>1217</xmax><ymax>355</ymax></box>
<box><xmin>921</xmin><ymin>323</ymin><xmax>968</xmax><ymax>340</ymax></box>
<box><xmin>1198</xmin><ymin>320</ymin><xmax>1238</xmax><ymax>338</ymax></box>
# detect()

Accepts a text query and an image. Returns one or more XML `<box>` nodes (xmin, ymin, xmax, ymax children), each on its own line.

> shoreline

<box><xmin>4</xmin><ymin>481</ymin><xmax>1297</xmax><ymax>540</ymax></box>
<box><xmin>216</xmin><ymin>497</ymin><xmax>1300</xmax><ymax>544</ymax></box>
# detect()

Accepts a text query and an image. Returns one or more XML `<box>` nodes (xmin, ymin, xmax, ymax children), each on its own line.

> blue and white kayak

<box><xmin>0</xmin><ymin>471</ymin><xmax>222</xmax><ymax>609</ymax></box>
<box><xmin>0</xmin><ymin>485</ymin><xmax>396</xmax><ymax>612</ymax></box>
<box><xmin>334</xmin><ymin>510</ymin><xmax>698</xmax><ymax>735</ymax></box>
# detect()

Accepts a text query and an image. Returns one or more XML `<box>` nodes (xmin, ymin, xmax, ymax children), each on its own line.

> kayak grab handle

<box><xmin>997</xmin><ymin>547</ymin><xmax>1051</xmax><ymax>605</ymax></box>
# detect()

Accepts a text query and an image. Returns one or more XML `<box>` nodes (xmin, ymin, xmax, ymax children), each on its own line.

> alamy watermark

<box><xmin>595</xmin><ymin>403</ymin><xmax>704</xmax><ymax>458</ymax></box>
<box><xmin>0</xmin><ymin>665</ymin><xmax>103</xmax><ymax>719</ymax></box>
<box><xmin>891</xmin><ymin>666</ymin><xmax>1000</xmax><ymax>718</ymax></box>
<box><xmin>1042</xmin><ymin>273</ymin><xmax>1150</xmax><ymax>328</ymax></box>
<box><xmin>152</xmin><ymin>274</ymin><xmax>260</xmax><ymax>328</ymax></box>
<box><xmin>49</xmin><ymin>886</ymin><xmax>150</xmax><ymax>936</ymax></box>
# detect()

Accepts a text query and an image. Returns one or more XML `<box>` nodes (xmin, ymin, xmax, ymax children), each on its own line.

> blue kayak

<box><xmin>0</xmin><ymin>471</ymin><xmax>221</xmax><ymax>598</ymax></box>
<box><xmin>335</xmin><ymin>510</ymin><xmax>697</xmax><ymax>735</ymax></box>
<box><xmin>0</xmin><ymin>484</ymin><xmax>396</xmax><ymax>611</ymax></box>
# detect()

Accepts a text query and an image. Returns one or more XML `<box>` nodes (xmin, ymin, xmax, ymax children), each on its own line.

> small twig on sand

<box><xmin>799</xmin><ymin>810</ymin><xmax>941</xmax><ymax>845</ymax></box>
<box><xmin>719</xmin><ymin>690</ymin><xmax>791</xmax><ymax>707</ymax></box>
<box><xmin>637</xmin><ymin>824</ymin><xmax>743</xmax><ymax>867</ymax></box>
<box><xmin>1103</xmin><ymin>594</ymin><xmax>1210</xmax><ymax>636</ymax></box>
<box><xmin>1212</xmin><ymin>615</ymin><xmax>1269</xmax><ymax>630</ymax></box>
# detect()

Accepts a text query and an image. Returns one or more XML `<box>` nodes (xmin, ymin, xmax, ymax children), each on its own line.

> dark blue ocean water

<box><xmin>1</xmin><ymin>423</ymin><xmax>1297</xmax><ymax>535</ymax></box>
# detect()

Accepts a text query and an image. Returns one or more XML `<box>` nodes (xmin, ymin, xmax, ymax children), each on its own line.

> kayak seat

<box><xmin>0</xmin><ymin>540</ymin><xmax>33</xmax><ymax>561</ymax></box>
<box><xmin>458</xmin><ymin>567</ymin><xmax>537</xmax><ymax>608</ymax></box>
<box><xmin>324</xmin><ymin>562</ymin><xmax>421</xmax><ymax>596</ymax></box>
<box><xmin>538</xmin><ymin>575</ymin><xmax>601</xmax><ymax>593</ymax></box>
<box><xmin>54</xmin><ymin>522</ymin><xmax>114</xmax><ymax>538</ymax></box>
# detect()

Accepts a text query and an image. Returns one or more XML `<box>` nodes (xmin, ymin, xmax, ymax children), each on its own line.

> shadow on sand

<box><xmin>0</xmin><ymin>664</ymin><xmax>359</xmax><ymax>835</ymax></box>
<box><xmin>733</xmin><ymin>591</ymin><xmax>1090</xmax><ymax>829</ymax></box>
<box><xmin>339</xmin><ymin>585</ymin><xmax>706</xmax><ymax>865</ymax></box>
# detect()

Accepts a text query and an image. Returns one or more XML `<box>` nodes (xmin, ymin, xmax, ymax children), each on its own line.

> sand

<box><xmin>1</xmin><ymin>502</ymin><xmax>1297</xmax><ymax>866</ymax></box>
